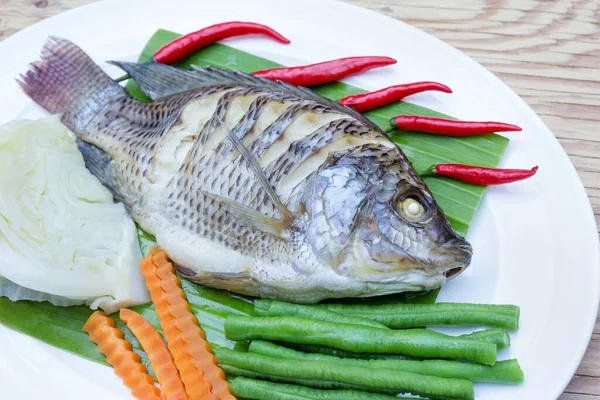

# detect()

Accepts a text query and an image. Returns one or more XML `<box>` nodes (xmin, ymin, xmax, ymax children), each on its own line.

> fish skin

<box><xmin>19</xmin><ymin>37</ymin><xmax>472</xmax><ymax>303</ymax></box>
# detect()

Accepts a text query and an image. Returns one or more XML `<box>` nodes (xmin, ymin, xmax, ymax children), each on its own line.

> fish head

<box><xmin>307</xmin><ymin>145</ymin><xmax>473</xmax><ymax>294</ymax></box>
<box><xmin>345</xmin><ymin>158</ymin><xmax>472</xmax><ymax>293</ymax></box>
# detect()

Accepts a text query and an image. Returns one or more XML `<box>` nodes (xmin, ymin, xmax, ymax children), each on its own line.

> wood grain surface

<box><xmin>0</xmin><ymin>0</ymin><xmax>598</xmax><ymax>398</ymax></box>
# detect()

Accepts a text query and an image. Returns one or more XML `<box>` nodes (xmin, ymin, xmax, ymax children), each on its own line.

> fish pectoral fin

<box><xmin>214</xmin><ymin>115</ymin><xmax>296</xmax><ymax>224</ymax></box>
<box><xmin>202</xmin><ymin>191</ymin><xmax>290</xmax><ymax>238</ymax></box>
<box><xmin>76</xmin><ymin>139</ymin><xmax>128</xmax><ymax>208</ymax></box>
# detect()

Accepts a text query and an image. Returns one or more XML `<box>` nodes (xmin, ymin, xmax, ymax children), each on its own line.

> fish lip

<box><xmin>455</xmin><ymin>243</ymin><xmax>474</xmax><ymax>261</ymax></box>
<box><xmin>362</xmin><ymin>268</ymin><xmax>427</xmax><ymax>283</ymax></box>
<box><xmin>361</xmin><ymin>270</ymin><xmax>447</xmax><ymax>295</ymax></box>
<box><xmin>435</xmin><ymin>237</ymin><xmax>473</xmax><ymax>274</ymax></box>
<box><xmin>455</xmin><ymin>242</ymin><xmax>473</xmax><ymax>255</ymax></box>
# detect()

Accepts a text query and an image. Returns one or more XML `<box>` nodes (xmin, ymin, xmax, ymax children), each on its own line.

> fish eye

<box><xmin>399</xmin><ymin>197</ymin><xmax>425</xmax><ymax>220</ymax></box>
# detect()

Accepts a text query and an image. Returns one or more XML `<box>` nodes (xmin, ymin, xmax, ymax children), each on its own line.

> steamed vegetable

<box><xmin>0</xmin><ymin>116</ymin><xmax>148</xmax><ymax>313</ymax></box>
<box><xmin>215</xmin><ymin>347</ymin><xmax>474</xmax><ymax>399</ymax></box>
<box><xmin>229</xmin><ymin>377</ymin><xmax>401</xmax><ymax>400</ymax></box>
<box><xmin>461</xmin><ymin>328</ymin><xmax>511</xmax><ymax>349</ymax></box>
<box><xmin>253</xmin><ymin>300</ymin><xmax>388</xmax><ymax>329</ymax></box>
<box><xmin>221</xmin><ymin>365</ymin><xmax>341</xmax><ymax>390</ymax></box>
<box><xmin>139</xmin><ymin>251</ymin><xmax>214</xmax><ymax>399</ymax></box>
<box><xmin>282</xmin><ymin>343</ymin><xmax>415</xmax><ymax>360</ymax></box>
<box><xmin>140</xmin><ymin>248</ymin><xmax>233</xmax><ymax>400</ymax></box>
<box><xmin>224</xmin><ymin>316</ymin><xmax>497</xmax><ymax>365</ymax></box>
<box><xmin>285</xmin><ymin>328</ymin><xmax>510</xmax><ymax>358</ymax></box>
<box><xmin>323</xmin><ymin>302</ymin><xmax>520</xmax><ymax>330</ymax></box>
<box><xmin>83</xmin><ymin>311</ymin><xmax>161</xmax><ymax>400</ymax></box>
<box><xmin>248</xmin><ymin>340</ymin><xmax>524</xmax><ymax>384</ymax></box>
<box><xmin>120</xmin><ymin>308</ymin><xmax>189</xmax><ymax>400</ymax></box>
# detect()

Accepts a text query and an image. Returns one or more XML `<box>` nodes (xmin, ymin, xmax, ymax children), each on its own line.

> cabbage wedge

<box><xmin>0</xmin><ymin>116</ymin><xmax>148</xmax><ymax>313</ymax></box>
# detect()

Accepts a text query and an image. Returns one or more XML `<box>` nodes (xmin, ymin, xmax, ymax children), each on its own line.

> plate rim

<box><xmin>0</xmin><ymin>0</ymin><xmax>598</xmax><ymax>398</ymax></box>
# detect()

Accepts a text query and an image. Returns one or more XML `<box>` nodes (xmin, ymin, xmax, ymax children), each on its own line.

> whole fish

<box><xmin>20</xmin><ymin>37</ymin><xmax>472</xmax><ymax>303</ymax></box>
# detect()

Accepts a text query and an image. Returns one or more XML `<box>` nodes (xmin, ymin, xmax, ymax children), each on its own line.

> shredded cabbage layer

<box><xmin>0</xmin><ymin>115</ymin><xmax>148</xmax><ymax>313</ymax></box>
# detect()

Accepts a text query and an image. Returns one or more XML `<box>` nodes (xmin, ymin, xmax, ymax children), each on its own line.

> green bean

<box><xmin>229</xmin><ymin>376</ymin><xmax>402</xmax><ymax>400</ymax></box>
<box><xmin>284</xmin><ymin>343</ymin><xmax>416</xmax><ymax>360</ymax></box>
<box><xmin>214</xmin><ymin>347</ymin><xmax>474</xmax><ymax>399</ymax></box>
<box><xmin>283</xmin><ymin>328</ymin><xmax>508</xmax><ymax>359</ymax></box>
<box><xmin>461</xmin><ymin>328</ymin><xmax>510</xmax><ymax>349</ymax></box>
<box><xmin>254</xmin><ymin>300</ymin><xmax>388</xmax><ymax>329</ymax></box>
<box><xmin>224</xmin><ymin>366</ymin><xmax>461</xmax><ymax>400</ymax></box>
<box><xmin>224</xmin><ymin>316</ymin><xmax>497</xmax><ymax>365</ymax></box>
<box><xmin>323</xmin><ymin>302</ymin><xmax>520</xmax><ymax>330</ymax></box>
<box><xmin>253</xmin><ymin>300</ymin><xmax>273</xmax><ymax>316</ymax></box>
<box><xmin>222</xmin><ymin>365</ymin><xmax>342</xmax><ymax>390</ymax></box>
<box><xmin>249</xmin><ymin>340</ymin><xmax>524</xmax><ymax>384</ymax></box>
<box><xmin>256</xmin><ymin>301</ymin><xmax>510</xmax><ymax>348</ymax></box>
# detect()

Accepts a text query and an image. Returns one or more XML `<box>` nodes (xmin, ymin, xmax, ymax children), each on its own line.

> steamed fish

<box><xmin>0</xmin><ymin>116</ymin><xmax>148</xmax><ymax>313</ymax></box>
<box><xmin>20</xmin><ymin>37</ymin><xmax>472</xmax><ymax>303</ymax></box>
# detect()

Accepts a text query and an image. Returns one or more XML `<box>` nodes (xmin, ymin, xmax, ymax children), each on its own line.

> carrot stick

<box><xmin>120</xmin><ymin>308</ymin><xmax>189</xmax><ymax>400</ymax></box>
<box><xmin>155</xmin><ymin>248</ymin><xmax>234</xmax><ymax>400</ymax></box>
<box><xmin>83</xmin><ymin>311</ymin><xmax>161</xmax><ymax>400</ymax></box>
<box><xmin>151</xmin><ymin>248</ymin><xmax>234</xmax><ymax>400</ymax></box>
<box><xmin>141</xmin><ymin>247</ymin><xmax>234</xmax><ymax>400</ymax></box>
<box><xmin>139</xmin><ymin>253</ymin><xmax>214</xmax><ymax>400</ymax></box>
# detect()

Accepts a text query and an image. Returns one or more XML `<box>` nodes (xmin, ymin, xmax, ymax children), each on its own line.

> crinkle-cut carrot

<box><xmin>151</xmin><ymin>246</ymin><xmax>235</xmax><ymax>400</ymax></box>
<box><xmin>140</xmin><ymin>247</ymin><xmax>234</xmax><ymax>400</ymax></box>
<box><xmin>150</xmin><ymin>247</ymin><xmax>234</xmax><ymax>400</ymax></box>
<box><xmin>83</xmin><ymin>311</ymin><xmax>161</xmax><ymax>400</ymax></box>
<box><xmin>139</xmin><ymin>254</ymin><xmax>215</xmax><ymax>400</ymax></box>
<box><xmin>120</xmin><ymin>308</ymin><xmax>189</xmax><ymax>400</ymax></box>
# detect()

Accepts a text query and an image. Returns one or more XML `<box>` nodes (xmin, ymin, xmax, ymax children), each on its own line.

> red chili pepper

<box><xmin>252</xmin><ymin>56</ymin><xmax>397</xmax><ymax>87</ymax></box>
<box><xmin>340</xmin><ymin>82</ymin><xmax>452</xmax><ymax>112</ymax></box>
<box><xmin>424</xmin><ymin>164</ymin><xmax>538</xmax><ymax>185</ymax></box>
<box><xmin>153</xmin><ymin>21</ymin><xmax>291</xmax><ymax>64</ymax></box>
<box><xmin>384</xmin><ymin>115</ymin><xmax>522</xmax><ymax>136</ymax></box>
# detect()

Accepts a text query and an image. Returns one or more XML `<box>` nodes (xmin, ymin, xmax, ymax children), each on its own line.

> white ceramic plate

<box><xmin>0</xmin><ymin>0</ymin><xmax>598</xmax><ymax>398</ymax></box>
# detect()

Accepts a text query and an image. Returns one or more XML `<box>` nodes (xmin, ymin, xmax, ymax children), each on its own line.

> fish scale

<box><xmin>88</xmin><ymin>96</ymin><xmax>192</xmax><ymax>206</ymax></box>
<box><xmin>267</xmin><ymin>118</ymin><xmax>393</xmax><ymax>202</ymax></box>
<box><xmin>248</xmin><ymin>101</ymin><xmax>315</xmax><ymax>158</ymax></box>
<box><xmin>161</xmin><ymin>90</ymin><xmax>314</xmax><ymax>259</ymax></box>
<box><xmin>161</xmin><ymin>92</ymin><xmax>369</xmax><ymax>265</ymax></box>
<box><xmin>19</xmin><ymin>37</ymin><xmax>473</xmax><ymax>303</ymax></box>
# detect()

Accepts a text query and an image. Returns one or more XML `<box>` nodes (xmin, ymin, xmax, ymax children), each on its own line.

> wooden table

<box><xmin>1</xmin><ymin>0</ymin><xmax>598</xmax><ymax>398</ymax></box>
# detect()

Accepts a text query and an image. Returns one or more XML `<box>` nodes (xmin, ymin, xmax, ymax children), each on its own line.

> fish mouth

<box><xmin>351</xmin><ymin>237</ymin><xmax>472</xmax><ymax>280</ymax></box>
<box><xmin>434</xmin><ymin>240</ymin><xmax>472</xmax><ymax>278</ymax></box>
<box><xmin>444</xmin><ymin>266</ymin><xmax>463</xmax><ymax>279</ymax></box>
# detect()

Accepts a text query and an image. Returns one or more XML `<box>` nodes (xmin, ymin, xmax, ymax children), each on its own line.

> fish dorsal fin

<box><xmin>215</xmin><ymin>115</ymin><xmax>295</xmax><ymax>224</ymax></box>
<box><xmin>193</xmin><ymin>66</ymin><xmax>371</xmax><ymax>123</ymax></box>
<box><xmin>108</xmin><ymin>61</ymin><xmax>212</xmax><ymax>100</ymax></box>
<box><xmin>110</xmin><ymin>62</ymin><xmax>374</xmax><ymax>125</ymax></box>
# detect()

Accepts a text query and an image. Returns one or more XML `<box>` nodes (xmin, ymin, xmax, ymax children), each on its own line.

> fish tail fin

<box><xmin>18</xmin><ymin>36</ymin><xmax>125</xmax><ymax>133</ymax></box>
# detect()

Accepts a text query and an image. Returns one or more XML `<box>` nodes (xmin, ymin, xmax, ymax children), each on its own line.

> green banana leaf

<box><xmin>0</xmin><ymin>29</ymin><xmax>508</xmax><ymax>371</ymax></box>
